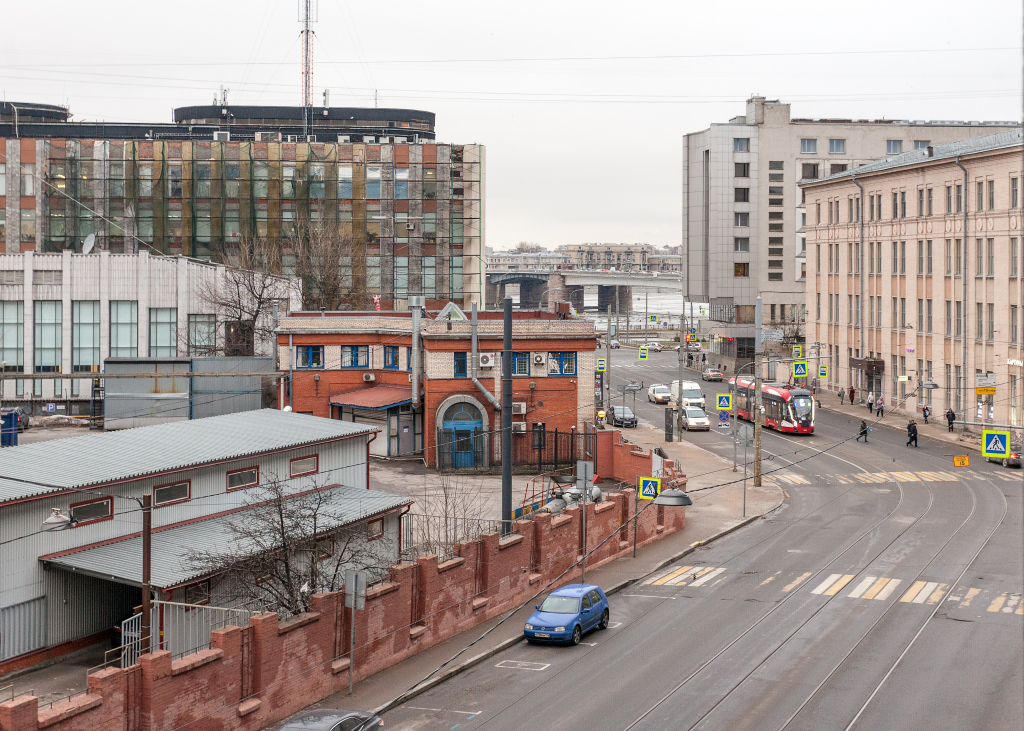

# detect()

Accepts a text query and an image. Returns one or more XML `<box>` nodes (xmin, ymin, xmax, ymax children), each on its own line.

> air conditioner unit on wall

<box><xmin>512</xmin><ymin>422</ymin><xmax>528</xmax><ymax>433</ymax></box>
<box><xmin>533</xmin><ymin>353</ymin><xmax>547</xmax><ymax>366</ymax></box>
<box><xmin>479</xmin><ymin>353</ymin><xmax>495</xmax><ymax>368</ymax></box>
<box><xmin>512</xmin><ymin>402</ymin><xmax>527</xmax><ymax>415</ymax></box>
<box><xmin>337</xmin><ymin>134</ymin><xmax>351</xmax><ymax>144</ymax></box>
<box><xmin>213</xmin><ymin>130</ymin><xmax>230</xmax><ymax>142</ymax></box>
<box><xmin>256</xmin><ymin>132</ymin><xmax>282</xmax><ymax>142</ymax></box>
<box><xmin>363</xmin><ymin>373</ymin><xmax>376</xmax><ymax>382</ymax></box>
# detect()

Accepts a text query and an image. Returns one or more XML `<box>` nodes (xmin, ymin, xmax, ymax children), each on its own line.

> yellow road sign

<box><xmin>952</xmin><ymin>455</ymin><xmax>970</xmax><ymax>467</ymax></box>
<box><xmin>792</xmin><ymin>345</ymin><xmax>802</xmax><ymax>358</ymax></box>
<box><xmin>716</xmin><ymin>394</ymin><xmax>733</xmax><ymax>410</ymax></box>
<box><xmin>639</xmin><ymin>477</ymin><xmax>661</xmax><ymax>500</ymax></box>
<box><xmin>818</xmin><ymin>364</ymin><xmax>829</xmax><ymax>378</ymax></box>
<box><xmin>638</xmin><ymin>347</ymin><xmax>649</xmax><ymax>361</ymax></box>
<box><xmin>976</xmin><ymin>387</ymin><xmax>996</xmax><ymax>396</ymax></box>
<box><xmin>596</xmin><ymin>358</ymin><xmax>607</xmax><ymax>372</ymax></box>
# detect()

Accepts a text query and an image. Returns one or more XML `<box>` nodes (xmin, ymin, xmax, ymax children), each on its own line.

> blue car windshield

<box><xmin>539</xmin><ymin>596</ymin><xmax>580</xmax><ymax>614</ymax></box>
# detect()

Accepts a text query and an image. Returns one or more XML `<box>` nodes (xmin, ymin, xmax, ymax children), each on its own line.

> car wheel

<box><xmin>599</xmin><ymin>609</ymin><xmax>609</xmax><ymax>630</ymax></box>
<box><xmin>570</xmin><ymin>625</ymin><xmax>582</xmax><ymax>646</ymax></box>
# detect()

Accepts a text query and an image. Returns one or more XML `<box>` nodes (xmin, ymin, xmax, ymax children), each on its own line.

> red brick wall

<box><xmin>1</xmin><ymin>492</ymin><xmax>685</xmax><ymax>731</ymax></box>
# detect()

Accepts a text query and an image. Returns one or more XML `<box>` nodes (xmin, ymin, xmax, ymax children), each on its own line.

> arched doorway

<box><xmin>441</xmin><ymin>402</ymin><xmax>483</xmax><ymax>469</ymax></box>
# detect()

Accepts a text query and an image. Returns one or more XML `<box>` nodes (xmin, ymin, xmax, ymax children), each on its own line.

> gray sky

<box><xmin>3</xmin><ymin>0</ymin><xmax>1021</xmax><ymax>251</ymax></box>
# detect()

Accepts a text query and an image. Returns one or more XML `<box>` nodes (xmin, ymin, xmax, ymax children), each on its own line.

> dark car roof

<box><xmin>281</xmin><ymin>710</ymin><xmax>369</xmax><ymax>730</ymax></box>
<box><xmin>550</xmin><ymin>584</ymin><xmax>602</xmax><ymax>597</ymax></box>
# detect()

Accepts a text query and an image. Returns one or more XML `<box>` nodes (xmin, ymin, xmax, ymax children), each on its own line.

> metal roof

<box><xmin>804</xmin><ymin>129</ymin><xmax>1024</xmax><ymax>186</ymax></box>
<box><xmin>0</xmin><ymin>410</ymin><xmax>375</xmax><ymax>505</ymax></box>
<box><xmin>41</xmin><ymin>485</ymin><xmax>410</xmax><ymax>589</ymax></box>
<box><xmin>330</xmin><ymin>386</ymin><xmax>413</xmax><ymax>410</ymax></box>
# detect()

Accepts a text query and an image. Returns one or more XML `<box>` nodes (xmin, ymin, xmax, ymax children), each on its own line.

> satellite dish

<box><xmin>82</xmin><ymin>234</ymin><xmax>95</xmax><ymax>254</ymax></box>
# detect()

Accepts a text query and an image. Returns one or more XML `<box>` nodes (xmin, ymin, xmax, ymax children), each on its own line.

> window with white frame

<box><xmin>829</xmin><ymin>139</ymin><xmax>846</xmax><ymax>154</ymax></box>
<box><xmin>72</xmin><ymin>301</ymin><xmax>100</xmax><ymax>373</ymax></box>
<box><xmin>886</xmin><ymin>140</ymin><xmax>903</xmax><ymax>155</ymax></box>
<box><xmin>0</xmin><ymin>302</ymin><xmax>24</xmax><ymax>372</ymax></box>
<box><xmin>34</xmin><ymin>301</ymin><xmax>62</xmax><ymax>372</ymax></box>
<box><xmin>149</xmin><ymin>308</ymin><xmax>177</xmax><ymax>358</ymax></box>
<box><xmin>110</xmin><ymin>301</ymin><xmax>138</xmax><ymax>358</ymax></box>
<box><xmin>188</xmin><ymin>314</ymin><xmax>217</xmax><ymax>356</ymax></box>
<box><xmin>800</xmin><ymin>138</ymin><xmax>817</xmax><ymax>154</ymax></box>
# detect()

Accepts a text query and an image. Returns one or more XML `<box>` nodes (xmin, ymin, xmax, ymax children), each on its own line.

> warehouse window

<box><xmin>34</xmin><ymin>301</ymin><xmax>61</xmax><ymax>372</ymax></box>
<box><xmin>110</xmin><ymin>301</ymin><xmax>138</xmax><ymax>358</ymax></box>
<box><xmin>149</xmin><ymin>308</ymin><xmax>177</xmax><ymax>358</ymax></box>
<box><xmin>0</xmin><ymin>302</ymin><xmax>24</xmax><ymax>372</ymax></box>
<box><xmin>188</xmin><ymin>314</ymin><xmax>217</xmax><ymax>356</ymax></box>
<box><xmin>72</xmin><ymin>301</ymin><xmax>101</xmax><ymax>373</ymax></box>
<box><xmin>154</xmin><ymin>481</ymin><xmax>190</xmax><ymax>507</ymax></box>
<box><xmin>290</xmin><ymin>455</ymin><xmax>318</xmax><ymax>478</ymax></box>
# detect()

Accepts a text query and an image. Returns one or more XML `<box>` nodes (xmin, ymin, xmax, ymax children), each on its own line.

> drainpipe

<box><xmin>954</xmin><ymin>156</ymin><xmax>969</xmax><ymax>431</ymax></box>
<box><xmin>288</xmin><ymin>333</ymin><xmax>294</xmax><ymax>409</ymax></box>
<box><xmin>471</xmin><ymin>303</ymin><xmax>501</xmax><ymax>410</ymax></box>
<box><xmin>411</xmin><ymin>306</ymin><xmax>421</xmax><ymax>408</ymax></box>
<box><xmin>852</xmin><ymin>172</ymin><xmax>865</xmax><ymax>397</ymax></box>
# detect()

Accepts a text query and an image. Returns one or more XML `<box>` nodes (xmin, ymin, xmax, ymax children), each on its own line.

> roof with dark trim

<box><xmin>330</xmin><ymin>386</ymin><xmax>413</xmax><ymax>411</ymax></box>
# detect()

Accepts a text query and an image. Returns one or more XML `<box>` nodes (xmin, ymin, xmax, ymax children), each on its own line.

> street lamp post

<box><xmin>754</xmin><ymin>297</ymin><xmax>763</xmax><ymax>487</ymax></box>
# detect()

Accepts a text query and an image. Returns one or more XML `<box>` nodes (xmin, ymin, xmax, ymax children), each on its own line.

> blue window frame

<box><xmin>406</xmin><ymin>347</ymin><xmax>412</xmax><ymax>371</ymax></box>
<box><xmin>547</xmin><ymin>351</ymin><xmax>577</xmax><ymax>376</ymax></box>
<box><xmin>341</xmin><ymin>346</ymin><xmax>369</xmax><ymax>368</ymax></box>
<box><xmin>453</xmin><ymin>352</ymin><xmax>467</xmax><ymax>378</ymax></box>
<box><xmin>384</xmin><ymin>345</ymin><xmax>399</xmax><ymax>369</ymax></box>
<box><xmin>512</xmin><ymin>352</ymin><xmax>530</xmax><ymax>376</ymax></box>
<box><xmin>297</xmin><ymin>345</ymin><xmax>324</xmax><ymax>369</ymax></box>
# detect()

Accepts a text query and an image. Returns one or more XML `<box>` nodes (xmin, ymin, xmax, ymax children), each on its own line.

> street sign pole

<box><xmin>633</xmin><ymin>477</ymin><xmax>639</xmax><ymax>558</ymax></box>
<box><xmin>344</xmin><ymin>569</ymin><xmax>367</xmax><ymax>695</ymax></box>
<box><xmin>754</xmin><ymin>297</ymin><xmax>763</xmax><ymax>487</ymax></box>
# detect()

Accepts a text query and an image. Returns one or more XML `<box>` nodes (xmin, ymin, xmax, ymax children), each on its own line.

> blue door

<box><xmin>442</xmin><ymin>403</ymin><xmax>483</xmax><ymax>469</ymax></box>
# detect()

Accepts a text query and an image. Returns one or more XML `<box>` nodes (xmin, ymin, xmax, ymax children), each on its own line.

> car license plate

<box><xmin>534</xmin><ymin>632</ymin><xmax>550</xmax><ymax>638</ymax></box>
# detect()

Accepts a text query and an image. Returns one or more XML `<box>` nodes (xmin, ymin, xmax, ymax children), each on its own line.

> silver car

<box><xmin>681</xmin><ymin>407</ymin><xmax>711</xmax><ymax>431</ymax></box>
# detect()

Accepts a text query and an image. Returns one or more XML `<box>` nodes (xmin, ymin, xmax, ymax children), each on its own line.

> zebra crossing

<box><xmin>768</xmin><ymin>470</ymin><xmax>964</xmax><ymax>485</ymax></box>
<box><xmin>642</xmin><ymin>565</ymin><xmax>727</xmax><ymax>587</ymax></box>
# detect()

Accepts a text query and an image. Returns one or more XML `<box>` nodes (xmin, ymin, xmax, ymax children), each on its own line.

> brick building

<box><xmin>277</xmin><ymin>303</ymin><xmax>598</xmax><ymax>467</ymax></box>
<box><xmin>0</xmin><ymin>102</ymin><xmax>483</xmax><ymax>311</ymax></box>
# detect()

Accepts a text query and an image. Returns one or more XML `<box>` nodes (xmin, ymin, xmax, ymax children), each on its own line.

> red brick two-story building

<box><xmin>276</xmin><ymin>303</ymin><xmax>598</xmax><ymax>468</ymax></box>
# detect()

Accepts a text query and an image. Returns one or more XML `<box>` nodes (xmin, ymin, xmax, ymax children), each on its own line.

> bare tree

<box><xmin>513</xmin><ymin>242</ymin><xmax>545</xmax><ymax>254</ymax></box>
<box><xmin>288</xmin><ymin>212</ymin><xmax>366</xmax><ymax>311</ymax></box>
<box><xmin>199</xmin><ymin>235</ymin><xmax>296</xmax><ymax>356</ymax></box>
<box><xmin>403</xmin><ymin>472</ymin><xmax>492</xmax><ymax>560</ymax></box>
<box><xmin>186</xmin><ymin>475</ymin><xmax>397</xmax><ymax>615</ymax></box>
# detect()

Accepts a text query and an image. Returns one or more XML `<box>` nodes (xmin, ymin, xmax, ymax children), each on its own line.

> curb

<box><xmin>374</xmin><ymin>497</ymin><xmax>783</xmax><ymax>715</ymax></box>
<box><xmin>819</xmin><ymin>406</ymin><xmax>985</xmax><ymax>454</ymax></box>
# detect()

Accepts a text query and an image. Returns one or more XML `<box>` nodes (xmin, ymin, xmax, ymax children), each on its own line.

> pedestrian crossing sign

<box><xmin>649</xmin><ymin>314</ymin><xmax>657</xmax><ymax>322</ymax></box>
<box><xmin>596</xmin><ymin>357</ymin><xmax>607</xmax><ymax>372</ymax></box>
<box><xmin>716</xmin><ymin>394</ymin><xmax>732</xmax><ymax>410</ymax></box>
<box><xmin>818</xmin><ymin>364</ymin><xmax>828</xmax><ymax>378</ymax></box>
<box><xmin>982</xmin><ymin>429</ymin><xmax>1011</xmax><ymax>458</ymax></box>
<box><xmin>639</xmin><ymin>347</ymin><xmax>649</xmax><ymax>360</ymax></box>
<box><xmin>792</xmin><ymin>361</ymin><xmax>808</xmax><ymax>377</ymax></box>
<box><xmin>638</xmin><ymin>477</ymin><xmax>661</xmax><ymax>500</ymax></box>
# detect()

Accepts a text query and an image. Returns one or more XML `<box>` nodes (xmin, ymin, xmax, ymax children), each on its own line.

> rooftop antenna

<box><xmin>82</xmin><ymin>233</ymin><xmax>95</xmax><ymax>254</ymax></box>
<box><xmin>299</xmin><ymin>0</ymin><xmax>318</xmax><ymax>137</ymax></box>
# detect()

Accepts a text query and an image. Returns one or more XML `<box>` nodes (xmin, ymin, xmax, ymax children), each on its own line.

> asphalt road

<box><xmin>383</xmin><ymin>349</ymin><xmax>1023</xmax><ymax>730</ymax></box>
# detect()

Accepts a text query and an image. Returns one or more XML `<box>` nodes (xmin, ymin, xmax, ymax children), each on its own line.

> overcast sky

<box><xmin>3</xmin><ymin>0</ymin><xmax>1021</xmax><ymax>251</ymax></box>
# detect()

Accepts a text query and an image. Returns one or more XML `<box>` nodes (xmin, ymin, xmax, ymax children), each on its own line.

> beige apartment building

<box><xmin>559</xmin><ymin>243</ymin><xmax>652</xmax><ymax>271</ymax></box>
<box><xmin>803</xmin><ymin>130</ymin><xmax>1024</xmax><ymax>425</ymax></box>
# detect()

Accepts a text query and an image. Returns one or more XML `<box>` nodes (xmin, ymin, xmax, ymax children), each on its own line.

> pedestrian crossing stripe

<box><xmin>770</xmin><ymin>471</ymin><xmax>961</xmax><ymax>484</ymax></box>
<box><xmin>846</xmin><ymin>576</ymin><xmax>902</xmax><ymax>601</ymax></box>
<box><xmin>774</xmin><ymin>474</ymin><xmax>810</xmax><ymax>484</ymax></box>
<box><xmin>642</xmin><ymin>566</ymin><xmax>725</xmax><ymax>586</ymax></box>
<box><xmin>812</xmin><ymin>574</ymin><xmax>856</xmax><ymax>596</ymax></box>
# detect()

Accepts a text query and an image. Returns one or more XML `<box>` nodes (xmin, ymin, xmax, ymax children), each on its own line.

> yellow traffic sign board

<box><xmin>638</xmin><ymin>477</ymin><xmax>661</xmax><ymax>500</ymax></box>
<box><xmin>716</xmin><ymin>394</ymin><xmax>733</xmax><ymax>410</ymax></box>
<box><xmin>976</xmin><ymin>387</ymin><xmax>996</xmax><ymax>396</ymax></box>
<box><xmin>596</xmin><ymin>357</ymin><xmax>607</xmax><ymax>372</ymax></box>
<box><xmin>818</xmin><ymin>364</ymin><xmax>829</xmax><ymax>378</ymax></box>
<box><xmin>982</xmin><ymin>430</ymin><xmax>1011</xmax><ymax>458</ymax></box>
<box><xmin>791</xmin><ymin>361</ymin><xmax>808</xmax><ymax>377</ymax></box>
<box><xmin>638</xmin><ymin>347</ymin><xmax>649</xmax><ymax>361</ymax></box>
<box><xmin>952</xmin><ymin>455</ymin><xmax>970</xmax><ymax>467</ymax></box>
<box><xmin>792</xmin><ymin>345</ymin><xmax>802</xmax><ymax>358</ymax></box>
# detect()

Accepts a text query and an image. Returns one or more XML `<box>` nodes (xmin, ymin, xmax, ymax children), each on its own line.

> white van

<box><xmin>671</xmin><ymin>380</ymin><xmax>705</xmax><ymax>409</ymax></box>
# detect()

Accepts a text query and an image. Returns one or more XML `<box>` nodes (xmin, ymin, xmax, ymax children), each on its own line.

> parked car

<box><xmin>701</xmin><ymin>368</ymin><xmax>724</xmax><ymax>382</ymax></box>
<box><xmin>681</xmin><ymin>407</ymin><xmax>711</xmax><ymax>431</ymax></box>
<box><xmin>641</xmin><ymin>341</ymin><xmax>663</xmax><ymax>352</ymax></box>
<box><xmin>524</xmin><ymin>584</ymin><xmax>610</xmax><ymax>645</ymax></box>
<box><xmin>986</xmin><ymin>443</ymin><xmax>1022</xmax><ymax>468</ymax></box>
<box><xmin>610</xmin><ymin>340</ymin><xmax>621</xmax><ymax>349</ymax></box>
<box><xmin>670</xmin><ymin>380</ymin><xmax>706</xmax><ymax>409</ymax></box>
<box><xmin>609</xmin><ymin>405</ymin><xmax>638</xmax><ymax>428</ymax></box>
<box><xmin>1</xmin><ymin>406</ymin><xmax>29</xmax><ymax>432</ymax></box>
<box><xmin>648</xmin><ymin>384</ymin><xmax>672</xmax><ymax>404</ymax></box>
<box><xmin>280</xmin><ymin>709</ymin><xmax>384</xmax><ymax>731</ymax></box>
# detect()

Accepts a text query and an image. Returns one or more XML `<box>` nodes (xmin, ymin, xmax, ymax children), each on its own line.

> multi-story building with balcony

<box><xmin>559</xmin><ymin>243</ymin><xmax>652</xmax><ymax>272</ymax></box>
<box><xmin>803</xmin><ymin>130</ymin><xmax>1024</xmax><ymax>424</ymax></box>
<box><xmin>0</xmin><ymin>102</ymin><xmax>483</xmax><ymax>311</ymax></box>
<box><xmin>683</xmin><ymin>96</ymin><xmax>1014</xmax><ymax>371</ymax></box>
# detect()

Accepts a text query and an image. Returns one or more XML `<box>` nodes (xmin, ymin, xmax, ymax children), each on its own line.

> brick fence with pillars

<box><xmin>0</xmin><ymin>478</ymin><xmax>685</xmax><ymax>731</ymax></box>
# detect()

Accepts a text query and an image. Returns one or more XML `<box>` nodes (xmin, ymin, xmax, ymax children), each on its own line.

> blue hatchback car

<box><xmin>524</xmin><ymin>584</ymin><xmax>610</xmax><ymax>645</ymax></box>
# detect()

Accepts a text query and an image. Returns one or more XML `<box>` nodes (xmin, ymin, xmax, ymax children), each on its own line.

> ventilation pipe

<box><xmin>471</xmin><ymin>303</ymin><xmax>501</xmax><ymax>410</ymax></box>
<box><xmin>411</xmin><ymin>306</ymin><xmax>421</xmax><ymax>407</ymax></box>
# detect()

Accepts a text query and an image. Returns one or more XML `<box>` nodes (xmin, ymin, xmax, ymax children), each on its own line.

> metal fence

<box><xmin>435</xmin><ymin>427</ymin><xmax>595</xmax><ymax>474</ymax></box>
<box><xmin>118</xmin><ymin>601</ymin><xmax>258</xmax><ymax>668</ymax></box>
<box><xmin>401</xmin><ymin>513</ymin><xmax>521</xmax><ymax>564</ymax></box>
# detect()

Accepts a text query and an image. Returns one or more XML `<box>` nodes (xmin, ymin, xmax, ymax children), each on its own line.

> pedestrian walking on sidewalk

<box><xmin>867</xmin><ymin>391</ymin><xmax>875</xmax><ymax>415</ymax></box>
<box><xmin>849</xmin><ymin>386</ymin><xmax>856</xmax><ymax>404</ymax></box>
<box><xmin>946</xmin><ymin>407</ymin><xmax>956</xmax><ymax>432</ymax></box>
<box><xmin>876</xmin><ymin>396</ymin><xmax>884</xmax><ymax>416</ymax></box>
<box><xmin>922</xmin><ymin>405</ymin><xmax>930</xmax><ymax>424</ymax></box>
<box><xmin>839</xmin><ymin>389</ymin><xmax>845</xmax><ymax>405</ymax></box>
<box><xmin>906</xmin><ymin>420</ymin><xmax>919</xmax><ymax>448</ymax></box>
<box><xmin>857</xmin><ymin>419</ymin><xmax>869</xmax><ymax>442</ymax></box>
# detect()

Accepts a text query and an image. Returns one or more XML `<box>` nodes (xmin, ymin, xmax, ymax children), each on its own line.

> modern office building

<box><xmin>802</xmin><ymin>130</ymin><xmax>1024</xmax><ymax>424</ymax></box>
<box><xmin>0</xmin><ymin>102</ymin><xmax>484</xmax><ymax>311</ymax></box>
<box><xmin>683</xmin><ymin>96</ymin><xmax>1015</xmax><ymax>371</ymax></box>
<box><xmin>0</xmin><ymin>251</ymin><xmax>299</xmax><ymax>413</ymax></box>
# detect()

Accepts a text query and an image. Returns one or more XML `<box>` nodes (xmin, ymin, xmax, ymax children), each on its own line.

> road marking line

<box><xmin>912</xmin><ymin>582</ymin><xmax>939</xmax><ymax>604</ymax></box>
<box><xmin>988</xmin><ymin>593</ymin><xmax>1007</xmax><ymax>612</ymax></box>
<box><xmin>847</xmin><ymin>576</ymin><xmax>877</xmax><ymax>599</ymax></box>
<box><xmin>405</xmin><ymin>708</ymin><xmax>482</xmax><ymax>716</ymax></box>
<box><xmin>960</xmin><ymin>588</ymin><xmax>980</xmax><ymax>607</ymax></box>
<box><xmin>925</xmin><ymin>583</ymin><xmax>949</xmax><ymax>605</ymax></box>
<box><xmin>914</xmin><ymin>472</ymin><xmax>942</xmax><ymax>482</ymax></box>
<box><xmin>860</xmin><ymin>577</ymin><xmax>889</xmax><ymax>600</ymax></box>
<box><xmin>1002</xmin><ymin>595</ymin><xmax>1021</xmax><ymax>613</ymax></box>
<box><xmin>607</xmin><ymin>622</ymin><xmax>622</xmax><ymax>628</ymax></box>
<box><xmin>622</xmin><ymin>594</ymin><xmax>676</xmax><ymax>599</ymax></box>
<box><xmin>900</xmin><ymin>580</ymin><xmax>927</xmax><ymax>602</ymax></box>
<box><xmin>496</xmin><ymin>660</ymin><xmax>550</xmax><ymax>671</ymax></box>
<box><xmin>783</xmin><ymin>572</ymin><xmax>812</xmax><ymax>592</ymax></box>
<box><xmin>783</xmin><ymin>490</ymin><xmax>790</xmax><ymax>498</ymax></box>
<box><xmin>823</xmin><ymin>574</ymin><xmax>856</xmax><ymax>596</ymax></box>
<box><xmin>651</xmin><ymin>566</ymin><xmax>693</xmax><ymax>586</ymax></box>
<box><xmin>690</xmin><ymin>568</ymin><xmax>726</xmax><ymax>587</ymax></box>
<box><xmin>580</xmin><ymin>642</ymin><xmax>598</xmax><ymax>646</ymax></box>
<box><xmin>788</xmin><ymin>474</ymin><xmax>811</xmax><ymax>484</ymax></box>
<box><xmin>1017</xmin><ymin>602</ymin><xmax>1024</xmax><ymax>615</ymax></box>
<box><xmin>812</xmin><ymin>574</ymin><xmax>843</xmax><ymax>595</ymax></box>
<box><xmin>760</xmin><ymin>571</ymin><xmax>783</xmax><ymax>586</ymax></box>
<box><xmin>853</xmin><ymin>473</ymin><xmax>882</xmax><ymax>483</ymax></box>
<box><xmin>874</xmin><ymin>579</ymin><xmax>902</xmax><ymax>601</ymax></box>
<box><xmin>665</xmin><ymin>567</ymin><xmax>703</xmax><ymax>585</ymax></box>
<box><xmin>889</xmin><ymin>471</ymin><xmax>921</xmax><ymax>481</ymax></box>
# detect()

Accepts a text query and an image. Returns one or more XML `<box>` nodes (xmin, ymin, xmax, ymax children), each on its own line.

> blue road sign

<box><xmin>818</xmin><ymin>364</ymin><xmax>829</xmax><ymax>378</ymax></box>
<box><xmin>982</xmin><ymin>429</ymin><xmax>1011</xmax><ymax>458</ymax></box>
<box><xmin>638</xmin><ymin>477</ymin><xmax>661</xmax><ymax>500</ymax></box>
<box><xmin>719</xmin><ymin>411</ymin><xmax>729</xmax><ymax>422</ymax></box>
<box><xmin>690</xmin><ymin>328</ymin><xmax>696</xmax><ymax>334</ymax></box>
<box><xmin>638</xmin><ymin>347</ymin><xmax>649</xmax><ymax>360</ymax></box>
<box><xmin>792</xmin><ymin>361</ymin><xmax>808</xmax><ymax>377</ymax></box>
<box><xmin>596</xmin><ymin>358</ymin><xmax>607</xmax><ymax>372</ymax></box>
<box><xmin>716</xmin><ymin>394</ymin><xmax>733</xmax><ymax>410</ymax></box>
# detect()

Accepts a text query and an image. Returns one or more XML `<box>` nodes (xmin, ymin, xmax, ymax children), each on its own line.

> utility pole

<box><xmin>605</xmin><ymin>305</ymin><xmax>612</xmax><ymax>414</ymax></box>
<box><xmin>140</xmin><ymin>494</ymin><xmax>153</xmax><ymax>655</ymax></box>
<box><xmin>501</xmin><ymin>296</ymin><xmax>513</xmax><ymax>534</ymax></box>
<box><xmin>754</xmin><ymin>296</ymin><xmax>763</xmax><ymax>487</ymax></box>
